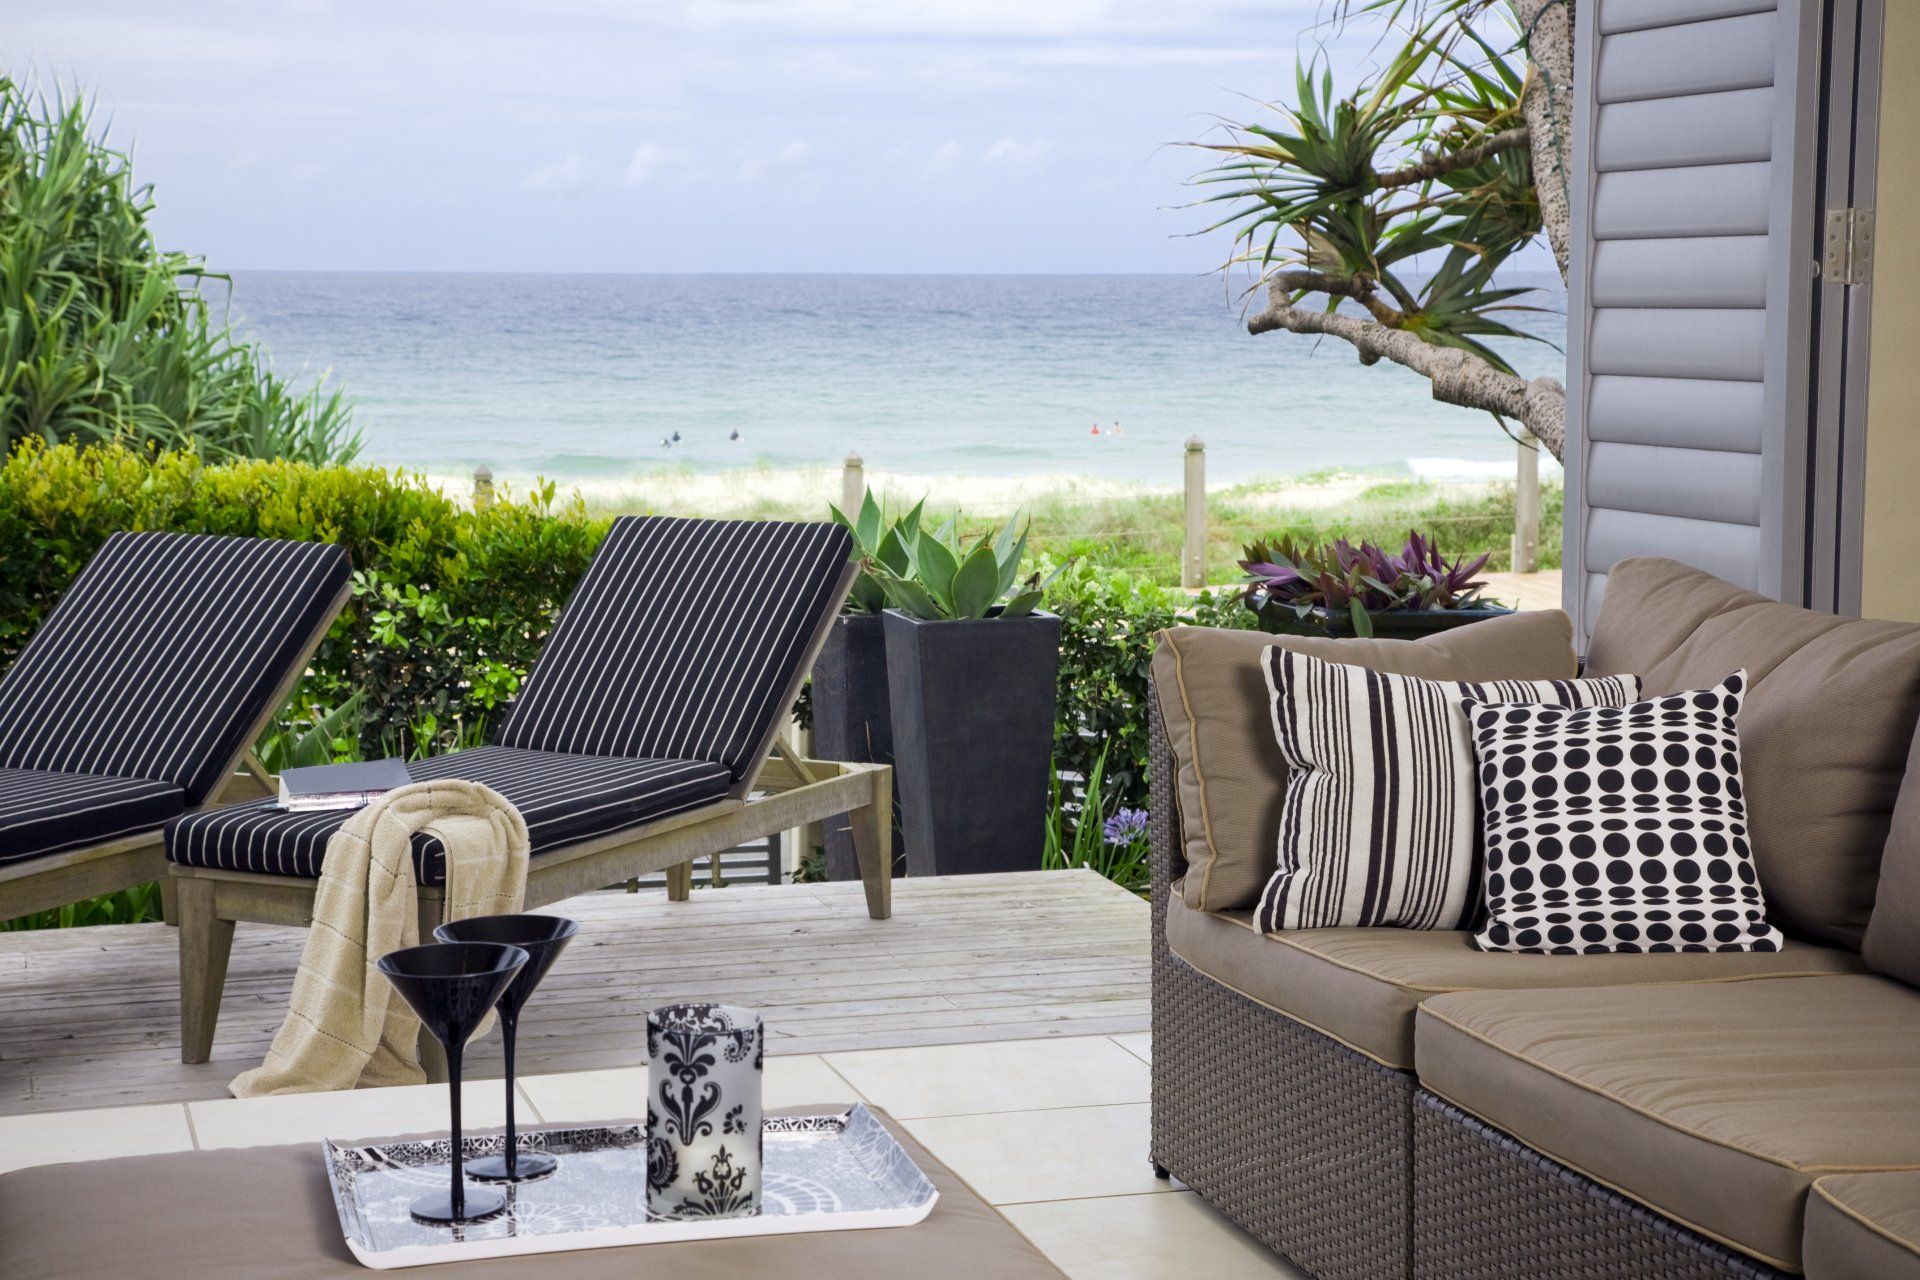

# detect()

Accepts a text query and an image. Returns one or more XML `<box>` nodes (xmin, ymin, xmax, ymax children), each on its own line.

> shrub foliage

<box><xmin>0</xmin><ymin>441</ymin><xmax>607</xmax><ymax>759</ymax></box>
<box><xmin>0</xmin><ymin>78</ymin><xmax>357</xmax><ymax>464</ymax></box>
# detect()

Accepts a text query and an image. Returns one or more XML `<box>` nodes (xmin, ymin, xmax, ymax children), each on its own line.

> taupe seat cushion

<box><xmin>1416</xmin><ymin>975</ymin><xmax>1920</xmax><ymax>1271</ymax></box>
<box><xmin>1151</xmin><ymin>610</ymin><xmax>1580</xmax><ymax>912</ymax></box>
<box><xmin>1806</xmin><ymin>1172</ymin><xmax>1920</xmax><ymax>1280</ymax></box>
<box><xmin>1164</xmin><ymin>888</ymin><xmax>1861</xmax><ymax>1069</ymax></box>
<box><xmin>1588</xmin><ymin>557</ymin><xmax>1920</xmax><ymax>947</ymax></box>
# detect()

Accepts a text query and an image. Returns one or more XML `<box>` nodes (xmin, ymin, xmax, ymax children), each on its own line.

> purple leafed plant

<box><xmin>1238</xmin><ymin>530</ymin><xmax>1495</xmax><ymax>636</ymax></box>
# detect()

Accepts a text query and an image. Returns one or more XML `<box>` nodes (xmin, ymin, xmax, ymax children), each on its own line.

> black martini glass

<box><xmin>433</xmin><ymin>914</ymin><xmax>580</xmax><ymax>1182</ymax></box>
<box><xmin>376</xmin><ymin>941</ymin><xmax>528</xmax><ymax>1225</ymax></box>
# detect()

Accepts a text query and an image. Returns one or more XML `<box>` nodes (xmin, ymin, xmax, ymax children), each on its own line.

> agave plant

<box><xmin>1239</xmin><ymin>530</ymin><xmax>1492</xmax><ymax>637</ymax></box>
<box><xmin>828</xmin><ymin>489</ymin><xmax>926</xmax><ymax>614</ymax></box>
<box><xmin>862</xmin><ymin>510</ymin><xmax>1064</xmax><ymax>621</ymax></box>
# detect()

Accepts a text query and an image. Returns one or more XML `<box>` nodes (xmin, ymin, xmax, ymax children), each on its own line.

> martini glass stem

<box><xmin>448</xmin><ymin>1039</ymin><xmax>466</xmax><ymax>1219</ymax></box>
<box><xmin>501</xmin><ymin>1008</ymin><xmax>520</xmax><ymax>1177</ymax></box>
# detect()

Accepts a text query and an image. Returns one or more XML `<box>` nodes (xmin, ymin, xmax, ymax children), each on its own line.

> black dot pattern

<box><xmin>1465</xmin><ymin>671</ymin><xmax>1781</xmax><ymax>955</ymax></box>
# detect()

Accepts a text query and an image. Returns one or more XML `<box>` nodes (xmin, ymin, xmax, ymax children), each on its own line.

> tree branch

<box><xmin>1513</xmin><ymin>0</ymin><xmax>1574</xmax><ymax>280</ymax></box>
<box><xmin>1376</xmin><ymin>126</ymin><xmax>1532</xmax><ymax>190</ymax></box>
<box><xmin>1268</xmin><ymin>269</ymin><xmax>1404</xmax><ymax>326</ymax></box>
<box><xmin>1249</xmin><ymin>284</ymin><xmax>1565</xmax><ymax>460</ymax></box>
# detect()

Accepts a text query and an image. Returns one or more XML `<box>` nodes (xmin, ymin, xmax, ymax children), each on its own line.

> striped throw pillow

<box><xmin>1258</xmin><ymin>647</ymin><xmax>1639</xmax><ymax>932</ymax></box>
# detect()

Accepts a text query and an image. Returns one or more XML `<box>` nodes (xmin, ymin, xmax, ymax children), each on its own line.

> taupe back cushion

<box><xmin>1588</xmin><ymin>557</ymin><xmax>1920</xmax><ymax>949</ymax></box>
<box><xmin>1151</xmin><ymin>610</ymin><xmax>1579</xmax><ymax>912</ymax></box>
<box><xmin>1865</xmin><ymin>728</ymin><xmax>1920</xmax><ymax>986</ymax></box>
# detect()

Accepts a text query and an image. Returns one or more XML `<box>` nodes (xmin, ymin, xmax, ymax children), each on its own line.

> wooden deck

<box><xmin>0</xmin><ymin>869</ymin><xmax>1147</xmax><ymax>1115</ymax></box>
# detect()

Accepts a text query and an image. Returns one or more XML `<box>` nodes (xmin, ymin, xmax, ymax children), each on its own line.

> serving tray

<box><xmin>324</xmin><ymin>1103</ymin><xmax>938</xmax><ymax>1270</ymax></box>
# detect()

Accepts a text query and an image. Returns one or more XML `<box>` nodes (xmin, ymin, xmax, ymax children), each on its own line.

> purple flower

<box><xmin>1104</xmin><ymin>808</ymin><xmax>1149</xmax><ymax>844</ymax></box>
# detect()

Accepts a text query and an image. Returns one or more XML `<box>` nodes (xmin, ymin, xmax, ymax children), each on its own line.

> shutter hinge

<box><xmin>1822</xmin><ymin>208</ymin><xmax>1875</xmax><ymax>285</ymax></box>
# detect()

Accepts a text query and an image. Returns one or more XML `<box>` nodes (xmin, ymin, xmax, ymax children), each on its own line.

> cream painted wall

<box><xmin>1861</xmin><ymin>2</ymin><xmax>1920</xmax><ymax>621</ymax></box>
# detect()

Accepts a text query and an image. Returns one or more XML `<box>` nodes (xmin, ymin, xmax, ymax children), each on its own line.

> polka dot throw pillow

<box><xmin>1465</xmin><ymin>670</ymin><xmax>1782</xmax><ymax>954</ymax></box>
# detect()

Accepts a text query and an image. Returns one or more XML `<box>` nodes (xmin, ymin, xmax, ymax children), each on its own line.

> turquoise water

<box><xmin>228</xmin><ymin>272</ymin><xmax>1567</xmax><ymax>486</ymax></box>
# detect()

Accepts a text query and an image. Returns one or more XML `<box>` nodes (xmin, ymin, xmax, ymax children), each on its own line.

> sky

<box><xmin>4</xmin><ymin>0</ymin><xmax>1548</xmax><ymax>276</ymax></box>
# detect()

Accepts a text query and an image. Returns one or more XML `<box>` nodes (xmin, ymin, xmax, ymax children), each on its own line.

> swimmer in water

<box><xmin>1090</xmin><ymin>423</ymin><xmax>1101</xmax><ymax>436</ymax></box>
<box><xmin>729</xmin><ymin>429</ymin><xmax>741</xmax><ymax>442</ymax></box>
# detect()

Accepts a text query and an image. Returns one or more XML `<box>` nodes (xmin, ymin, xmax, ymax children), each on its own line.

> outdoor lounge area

<box><xmin>17</xmin><ymin>0</ymin><xmax>1920</xmax><ymax>1277</ymax></box>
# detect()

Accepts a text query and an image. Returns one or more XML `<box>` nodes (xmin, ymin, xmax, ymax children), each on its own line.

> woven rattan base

<box><xmin>1411</xmin><ymin>1091</ymin><xmax>1791</xmax><ymax>1280</ymax></box>
<box><xmin>1147</xmin><ymin>690</ymin><xmax>1414</xmax><ymax>1280</ymax></box>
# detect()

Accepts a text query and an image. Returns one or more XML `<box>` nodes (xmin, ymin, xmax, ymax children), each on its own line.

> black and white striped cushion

<box><xmin>493</xmin><ymin>516</ymin><xmax>852</xmax><ymax>781</ymax></box>
<box><xmin>0</xmin><ymin>532</ymin><xmax>350</xmax><ymax>805</ymax></box>
<box><xmin>165</xmin><ymin>745</ymin><xmax>730</xmax><ymax>882</ymax></box>
<box><xmin>0</xmin><ymin>768</ymin><xmax>186</xmax><ymax>865</ymax></box>
<box><xmin>1260</xmin><ymin>647</ymin><xmax>1640</xmax><ymax>932</ymax></box>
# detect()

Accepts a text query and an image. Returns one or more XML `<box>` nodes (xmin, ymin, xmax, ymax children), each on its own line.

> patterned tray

<box><xmin>324</xmin><ymin>1104</ymin><xmax>938</xmax><ymax>1270</ymax></box>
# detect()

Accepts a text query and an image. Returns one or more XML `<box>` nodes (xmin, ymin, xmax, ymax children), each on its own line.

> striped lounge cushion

<box><xmin>0</xmin><ymin>768</ymin><xmax>185</xmax><ymax>865</ymax></box>
<box><xmin>494</xmin><ymin>516</ymin><xmax>853</xmax><ymax>782</ymax></box>
<box><xmin>165</xmin><ymin>746</ymin><xmax>731</xmax><ymax>882</ymax></box>
<box><xmin>1259</xmin><ymin>647</ymin><xmax>1640</xmax><ymax>933</ymax></box>
<box><xmin>0</xmin><ymin>531</ymin><xmax>350</xmax><ymax>806</ymax></box>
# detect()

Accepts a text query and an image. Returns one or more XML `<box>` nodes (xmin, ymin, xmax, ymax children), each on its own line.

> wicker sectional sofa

<box><xmin>1146</xmin><ymin>558</ymin><xmax>1920</xmax><ymax>1279</ymax></box>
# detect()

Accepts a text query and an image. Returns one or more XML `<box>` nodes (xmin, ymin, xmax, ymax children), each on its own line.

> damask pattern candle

<box><xmin>645</xmin><ymin>1003</ymin><xmax>764</xmax><ymax>1219</ymax></box>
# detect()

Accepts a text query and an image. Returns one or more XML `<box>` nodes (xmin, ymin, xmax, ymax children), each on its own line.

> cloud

<box><xmin>521</xmin><ymin>153</ymin><xmax>592</xmax><ymax>193</ymax></box>
<box><xmin>980</xmin><ymin>135</ymin><xmax>1050</xmax><ymax>170</ymax></box>
<box><xmin>623</xmin><ymin>142</ymin><xmax>668</xmax><ymax>185</ymax></box>
<box><xmin>923</xmin><ymin>140</ymin><xmax>966</xmax><ymax>177</ymax></box>
<box><xmin>735</xmin><ymin>139</ymin><xmax>811</xmax><ymax>183</ymax></box>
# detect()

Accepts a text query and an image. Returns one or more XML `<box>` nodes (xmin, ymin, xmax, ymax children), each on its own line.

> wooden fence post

<box><xmin>472</xmin><ymin>466</ymin><xmax>494</xmax><ymax>511</ymax></box>
<box><xmin>1183</xmin><ymin>436</ymin><xmax>1206</xmax><ymax>588</ymax></box>
<box><xmin>841</xmin><ymin>453</ymin><xmax>865</xmax><ymax>514</ymax></box>
<box><xmin>1512</xmin><ymin>431</ymin><xmax>1540</xmax><ymax>574</ymax></box>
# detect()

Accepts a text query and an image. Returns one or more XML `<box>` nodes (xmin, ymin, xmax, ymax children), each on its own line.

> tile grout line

<box><xmin>885</xmin><ymin>1098</ymin><xmax>1152</xmax><ymax>1123</ymax></box>
<box><xmin>992</xmin><ymin>1186</ymin><xmax>1192</xmax><ymax>1209</ymax></box>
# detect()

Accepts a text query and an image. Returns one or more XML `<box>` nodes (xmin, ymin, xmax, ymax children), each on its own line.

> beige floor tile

<box><xmin>1004</xmin><ymin>1191</ymin><xmax>1307</xmax><ymax>1280</ymax></box>
<box><xmin>824</xmin><ymin>1035</ymin><xmax>1149</xmax><ymax>1119</ymax></box>
<box><xmin>902</xmin><ymin>1103</ymin><xmax>1176</xmax><ymax>1204</ymax></box>
<box><xmin>1111</xmin><ymin>1033</ymin><xmax>1151</xmax><ymax>1065</ymax></box>
<box><xmin>518</xmin><ymin>1055</ymin><xmax>866</xmax><ymax>1125</ymax></box>
<box><xmin>0</xmin><ymin>1103</ymin><xmax>195</xmax><ymax>1173</ymax></box>
<box><xmin>188</xmin><ymin>1080</ymin><xmax>511</xmax><ymax>1150</ymax></box>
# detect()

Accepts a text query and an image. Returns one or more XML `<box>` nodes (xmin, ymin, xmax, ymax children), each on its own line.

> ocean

<box><xmin>226</xmin><ymin>271</ymin><xmax>1568</xmax><ymax>488</ymax></box>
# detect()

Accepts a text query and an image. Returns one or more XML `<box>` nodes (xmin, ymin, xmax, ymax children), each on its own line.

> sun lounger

<box><xmin>165</xmin><ymin>515</ymin><xmax>891</xmax><ymax>1066</ymax></box>
<box><xmin>0</xmin><ymin>531</ymin><xmax>350</xmax><ymax>924</ymax></box>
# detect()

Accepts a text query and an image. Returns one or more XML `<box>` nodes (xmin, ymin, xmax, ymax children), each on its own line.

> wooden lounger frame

<box><xmin>170</xmin><ymin>559</ymin><xmax>896</xmax><ymax>1070</ymax></box>
<box><xmin>0</xmin><ymin>578</ymin><xmax>352</xmax><ymax>928</ymax></box>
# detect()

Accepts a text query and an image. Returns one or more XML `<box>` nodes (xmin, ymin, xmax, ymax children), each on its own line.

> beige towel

<box><xmin>230</xmin><ymin>779</ymin><xmax>530</xmax><ymax>1097</ymax></box>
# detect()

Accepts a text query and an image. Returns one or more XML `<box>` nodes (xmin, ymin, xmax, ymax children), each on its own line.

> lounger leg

<box><xmin>160</xmin><ymin>876</ymin><xmax>180</xmax><ymax>927</ymax></box>
<box><xmin>178</xmin><ymin>877</ymin><xmax>235</xmax><ymax>1065</ymax></box>
<box><xmin>850</xmin><ymin>766</ymin><xmax>893</xmax><ymax>921</ymax></box>
<box><xmin>666</xmin><ymin>861</ymin><xmax>693</xmax><ymax>902</ymax></box>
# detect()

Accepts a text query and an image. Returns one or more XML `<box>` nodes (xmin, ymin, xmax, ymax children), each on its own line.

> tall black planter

<box><xmin>811</xmin><ymin>613</ymin><xmax>900</xmax><ymax>880</ymax></box>
<box><xmin>883</xmin><ymin>608</ymin><xmax>1061</xmax><ymax>876</ymax></box>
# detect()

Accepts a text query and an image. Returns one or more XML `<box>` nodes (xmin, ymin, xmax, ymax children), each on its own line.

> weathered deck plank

<box><xmin>0</xmin><ymin>869</ymin><xmax>1148</xmax><ymax>1114</ymax></box>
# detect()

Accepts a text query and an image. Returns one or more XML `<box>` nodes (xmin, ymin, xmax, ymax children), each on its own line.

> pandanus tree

<box><xmin>1193</xmin><ymin>0</ymin><xmax>1574</xmax><ymax>459</ymax></box>
<box><xmin>0</xmin><ymin>78</ymin><xmax>358</xmax><ymax>464</ymax></box>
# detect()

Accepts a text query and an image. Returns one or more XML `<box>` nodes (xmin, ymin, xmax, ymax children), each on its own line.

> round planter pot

<box><xmin>881</xmin><ymin>607</ymin><xmax>1061</xmax><ymax>876</ymax></box>
<box><xmin>1253</xmin><ymin>603</ymin><xmax>1516</xmax><ymax>640</ymax></box>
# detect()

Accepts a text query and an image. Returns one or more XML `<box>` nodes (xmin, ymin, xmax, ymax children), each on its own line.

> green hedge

<box><xmin>0</xmin><ymin>441</ymin><xmax>607</xmax><ymax>758</ymax></box>
<box><xmin>1</xmin><ymin>443</ymin><xmax>1266</xmax><ymax>922</ymax></box>
<box><xmin>1048</xmin><ymin>560</ymin><xmax>1254</xmax><ymax>821</ymax></box>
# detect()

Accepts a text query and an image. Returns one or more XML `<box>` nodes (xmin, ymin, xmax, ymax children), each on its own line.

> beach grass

<box><xmin>578</xmin><ymin>471</ymin><xmax>1562</xmax><ymax>587</ymax></box>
